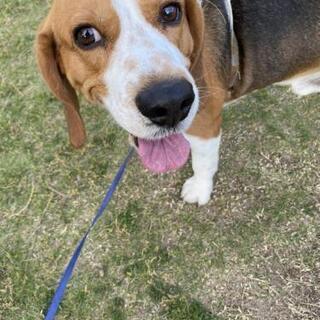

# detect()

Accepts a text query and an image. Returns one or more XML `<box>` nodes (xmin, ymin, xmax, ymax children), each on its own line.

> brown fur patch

<box><xmin>188</xmin><ymin>43</ymin><xmax>226</xmax><ymax>139</ymax></box>
<box><xmin>50</xmin><ymin>0</ymin><xmax>120</xmax><ymax>102</ymax></box>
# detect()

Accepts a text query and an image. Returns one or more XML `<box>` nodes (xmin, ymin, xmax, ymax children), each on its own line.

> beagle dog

<box><xmin>36</xmin><ymin>0</ymin><xmax>320</xmax><ymax>205</ymax></box>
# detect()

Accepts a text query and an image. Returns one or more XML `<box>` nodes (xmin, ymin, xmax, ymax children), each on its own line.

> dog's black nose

<box><xmin>135</xmin><ymin>79</ymin><xmax>195</xmax><ymax>128</ymax></box>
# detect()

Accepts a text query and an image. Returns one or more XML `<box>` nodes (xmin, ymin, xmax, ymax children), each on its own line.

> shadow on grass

<box><xmin>148</xmin><ymin>279</ymin><xmax>222</xmax><ymax>320</ymax></box>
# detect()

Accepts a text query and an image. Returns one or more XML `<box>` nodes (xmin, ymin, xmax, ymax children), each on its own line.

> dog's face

<box><xmin>36</xmin><ymin>0</ymin><xmax>204</xmax><ymax>171</ymax></box>
<box><xmin>37</xmin><ymin>0</ymin><xmax>204</xmax><ymax>136</ymax></box>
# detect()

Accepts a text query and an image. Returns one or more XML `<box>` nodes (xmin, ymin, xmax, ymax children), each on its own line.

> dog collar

<box><xmin>224</xmin><ymin>0</ymin><xmax>241</xmax><ymax>89</ymax></box>
<box><xmin>202</xmin><ymin>0</ymin><xmax>240</xmax><ymax>90</ymax></box>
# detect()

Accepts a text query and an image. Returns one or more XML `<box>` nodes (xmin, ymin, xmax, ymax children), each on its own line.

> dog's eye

<box><xmin>160</xmin><ymin>3</ymin><xmax>182</xmax><ymax>25</ymax></box>
<box><xmin>74</xmin><ymin>26</ymin><xmax>103</xmax><ymax>50</ymax></box>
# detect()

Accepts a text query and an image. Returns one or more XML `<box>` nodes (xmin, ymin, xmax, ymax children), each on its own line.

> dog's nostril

<box><xmin>180</xmin><ymin>103</ymin><xmax>192</xmax><ymax>122</ymax></box>
<box><xmin>153</xmin><ymin>107</ymin><xmax>168</xmax><ymax>118</ymax></box>
<box><xmin>179</xmin><ymin>93</ymin><xmax>194</xmax><ymax>122</ymax></box>
<box><xmin>181</xmin><ymin>97</ymin><xmax>195</xmax><ymax>111</ymax></box>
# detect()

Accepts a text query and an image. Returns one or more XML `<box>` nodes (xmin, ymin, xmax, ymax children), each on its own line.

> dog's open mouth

<box><xmin>131</xmin><ymin>134</ymin><xmax>190</xmax><ymax>173</ymax></box>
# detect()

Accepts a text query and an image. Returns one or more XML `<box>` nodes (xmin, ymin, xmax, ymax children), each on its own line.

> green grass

<box><xmin>1</xmin><ymin>1</ymin><xmax>320</xmax><ymax>319</ymax></box>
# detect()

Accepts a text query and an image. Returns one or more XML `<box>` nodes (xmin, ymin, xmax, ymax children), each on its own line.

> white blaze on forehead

<box><xmin>102</xmin><ymin>0</ymin><xmax>199</xmax><ymax>139</ymax></box>
<box><xmin>110</xmin><ymin>0</ymin><xmax>189</xmax><ymax>73</ymax></box>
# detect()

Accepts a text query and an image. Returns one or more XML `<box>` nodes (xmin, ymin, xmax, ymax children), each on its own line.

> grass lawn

<box><xmin>1</xmin><ymin>1</ymin><xmax>319</xmax><ymax>319</ymax></box>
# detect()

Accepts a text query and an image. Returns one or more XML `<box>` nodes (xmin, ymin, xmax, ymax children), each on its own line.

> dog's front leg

<box><xmin>182</xmin><ymin>133</ymin><xmax>221</xmax><ymax>205</ymax></box>
<box><xmin>181</xmin><ymin>99</ymin><xmax>223</xmax><ymax>206</ymax></box>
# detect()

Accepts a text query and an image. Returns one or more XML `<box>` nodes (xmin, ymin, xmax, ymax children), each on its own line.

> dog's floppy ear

<box><xmin>185</xmin><ymin>0</ymin><xmax>205</xmax><ymax>71</ymax></box>
<box><xmin>36</xmin><ymin>16</ymin><xmax>86</xmax><ymax>149</ymax></box>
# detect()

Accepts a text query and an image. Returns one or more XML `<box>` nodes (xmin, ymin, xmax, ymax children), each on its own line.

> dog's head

<box><xmin>36</xmin><ymin>0</ymin><xmax>205</xmax><ymax>172</ymax></box>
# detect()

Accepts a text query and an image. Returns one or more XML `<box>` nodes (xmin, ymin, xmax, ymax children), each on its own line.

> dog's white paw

<box><xmin>181</xmin><ymin>176</ymin><xmax>213</xmax><ymax>206</ymax></box>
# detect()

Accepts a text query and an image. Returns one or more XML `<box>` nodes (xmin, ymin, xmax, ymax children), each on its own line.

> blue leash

<box><xmin>45</xmin><ymin>148</ymin><xmax>134</xmax><ymax>320</ymax></box>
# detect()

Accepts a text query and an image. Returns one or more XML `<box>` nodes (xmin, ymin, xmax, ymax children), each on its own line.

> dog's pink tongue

<box><xmin>137</xmin><ymin>134</ymin><xmax>190</xmax><ymax>173</ymax></box>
